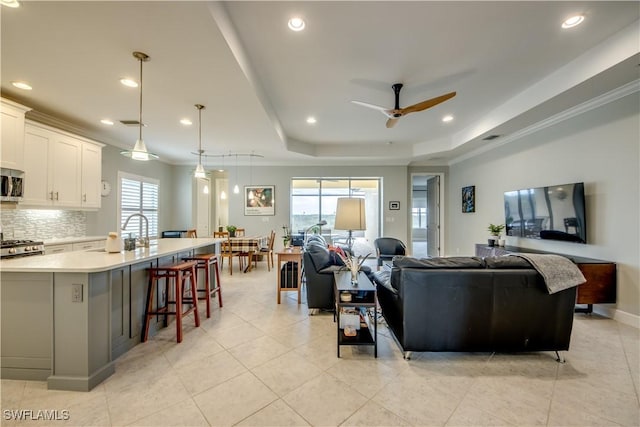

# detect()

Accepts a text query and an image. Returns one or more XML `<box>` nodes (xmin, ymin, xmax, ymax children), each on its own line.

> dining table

<box><xmin>228</xmin><ymin>235</ymin><xmax>269</xmax><ymax>272</ymax></box>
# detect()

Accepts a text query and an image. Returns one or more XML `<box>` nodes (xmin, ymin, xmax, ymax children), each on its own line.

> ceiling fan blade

<box><xmin>351</xmin><ymin>100</ymin><xmax>390</xmax><ymax>113</ymax></box>
<box><xmin>386</xmin><ymin>118</ymin><xmax>400</xmax><ymax>128</ymax></box>
<box><xmin>400</xmin><ymin>91</ymin><xmax>456</xmax><ymax>115</ymax></box>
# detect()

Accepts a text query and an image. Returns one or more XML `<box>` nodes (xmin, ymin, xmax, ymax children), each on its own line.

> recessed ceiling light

<box><xmin>306</xmin><ymin>116</ymin><xmax>317</xmax><ymax>124</ymax></box>
<box><xmin>442</xmin><ymin>115</ymin><xmax>454</xmax><ymax>123</ymax></box>
<box><xmin>100</xmin><ymin>119</ymin><xmax>114</xmax><ymax>125</ymax></box>
<box><xmin>562</xmin><ymin>15</ymin><xmax>584</xmax><ymax>29</ymax></box>
<box><xmin>120</xmin><ymin>78</ymin><xmax>138</xmax><ymax>88</ymax></box>
<box><xmin>180</xmin><ymin>118</ymin><xmax>193</xmax><ymax>126</ymax></box>
<box><xmin>11</xmin><ymin>81</ymin><xmax>32</xmax><ymax>90</ymax></box>
<box><xmin>1</xmin><ymin>0</ymin><xmax>20</xmax><ymax>8</ymax></box>
<box><xmin>288</xmin><ymin>17</ymin><xmax>306</xmax><ymax>31</ymax></box>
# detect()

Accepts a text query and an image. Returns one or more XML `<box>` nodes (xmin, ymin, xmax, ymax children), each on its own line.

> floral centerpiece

<box><xmin>335</xmin><ymin>249</ymin><xmax>371</xmax><ymax>285</ymax></box>
<box><xmin>282</xmin><ymin>225</ymin><xmax>292</xmax><ymax>247</ymax></box>
<box><xmin>226</xmin><ymin>225</ymin><xmax>237</xmax><ymax>237</ymax></box>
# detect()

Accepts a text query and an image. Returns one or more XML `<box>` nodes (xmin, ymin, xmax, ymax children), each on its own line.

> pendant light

<box><xmin>193</xmin><ymin>104</ymin><xmax>206</xmax><ymax>178</ymax></box>
<box><xmin>219</xmin><ymin>155</ymin><xmax>227</xmax><ymax>200</ymax></box>
<box><xmin>233</xmin><ymin>154</ymin><xmax>240</xmax><ymax>194</ymax></box>
<box><xmin>247</xmin><ymin>152</ymin><xmax>254</xmax><ymax>199</ymax></box>
<box><xmin>121</xmin><ymin>51</ymin><xmax>158</xmax><ymax>161</ymax></box>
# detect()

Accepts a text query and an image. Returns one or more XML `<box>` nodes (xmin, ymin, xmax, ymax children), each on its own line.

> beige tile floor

<box><xmin>2</xmin><ymin>262</ymin><xmax>639</xmax><ymax>426</ymax></box>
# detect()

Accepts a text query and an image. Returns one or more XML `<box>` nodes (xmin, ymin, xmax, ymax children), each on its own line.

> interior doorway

<box><xmin>410</xmin><ymin>174</ymin><xmax>442</xmax><ymax>258</ymax></box>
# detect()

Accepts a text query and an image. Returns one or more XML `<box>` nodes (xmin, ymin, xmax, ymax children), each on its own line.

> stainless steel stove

<box><xmin>0</xmin><ymin>239</ymin><xmax>45</xmax><ymax>259</ymax></box>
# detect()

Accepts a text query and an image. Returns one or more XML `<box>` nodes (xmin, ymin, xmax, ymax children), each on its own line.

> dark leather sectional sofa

<box><xmin>375</xmin><ymin>256</ymin><xmax>577</xmax><ymax>358</ymax></box>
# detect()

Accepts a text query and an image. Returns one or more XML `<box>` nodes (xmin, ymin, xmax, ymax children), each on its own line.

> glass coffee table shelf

<box><xmin>333</xmin><ymin>271</ymin><xmax>377</xmax><ymax>358</ymax></box>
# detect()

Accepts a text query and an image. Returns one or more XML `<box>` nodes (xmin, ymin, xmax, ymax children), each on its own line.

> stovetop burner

<box><xmin>0</xmin><ymin>239</ymin><xmax>45</xmax><ymax>258</ymax></box>
<box><xmin>1</xmin><ymin>239</ymin><xmax>43</xmax><ymax>248</ymax></box>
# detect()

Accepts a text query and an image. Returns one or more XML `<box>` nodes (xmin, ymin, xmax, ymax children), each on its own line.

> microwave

<box><xmin>1</xmin><ymin>168</ymin><xmax>24</xmax><ymax>202</ymax></box>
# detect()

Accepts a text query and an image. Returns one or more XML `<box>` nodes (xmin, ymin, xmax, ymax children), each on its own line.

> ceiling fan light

<box><xmin>180</xmin><ymin>118</ymin><xmax>192</xmax><ymax>126</ymax></box>
<box><xmin>562</xmin><ymin>15</ymin><xmax>584</xmax><ymax>29</ymax></box>
<box><xmin>194</xmin><ymin>163</ymin><xmax>206</xmax><ymax>178</ymax></box>
<box><xmin>442</xmin><ymin>115</ymin><xmax>454</xmax><ymax>123</ymax></box>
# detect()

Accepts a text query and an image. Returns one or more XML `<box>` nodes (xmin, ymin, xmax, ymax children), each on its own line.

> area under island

<box><xmin>1</xmin><ymin>238</ymin><xmax>222</xmax><ymax>391</ymax></box>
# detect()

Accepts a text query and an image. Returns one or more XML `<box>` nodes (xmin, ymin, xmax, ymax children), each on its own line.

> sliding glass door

<box><xmin>291</xmin><ymin>178</ymin><xmax>380</xmax><ymax>246</ymax></box>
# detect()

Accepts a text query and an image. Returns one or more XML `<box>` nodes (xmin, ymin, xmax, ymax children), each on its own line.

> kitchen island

<box><xmin>0</xmin><ymin>238</ymin><xmax>222</xmax><ymax>391</ymax></box>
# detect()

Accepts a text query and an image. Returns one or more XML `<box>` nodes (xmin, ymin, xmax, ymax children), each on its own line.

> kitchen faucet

<box><xmin>122</xmin><ymin>213</ymin><xmax>150</xmax><ymax>248</ymax></box>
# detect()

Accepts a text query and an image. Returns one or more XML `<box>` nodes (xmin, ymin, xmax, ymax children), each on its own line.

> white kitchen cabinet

<box><xmin>81</xmin><ymin>142</ymin><xmax>101</xmax><ymax>208</ymax></box>
<box><xmin>45</xmin><ymin>243</ymin><xmax>73</xmax><ymax>255</ymax></box>
<box><xmin>72</xmin><ymin>240</ymin><xmax>105</xmax><ymax>251</ymax></box>
<box><xmin>1</xmin><ymin>99</ymin><xmax>30</xmax><ymax>171</ymax></box>
<box><xmin>22</xmin><ymin>121</ymin><xmax>103</xmax><ymax>208</ymax></box>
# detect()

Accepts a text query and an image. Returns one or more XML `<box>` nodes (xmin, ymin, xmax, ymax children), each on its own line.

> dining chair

<box><xmin>213</xmin><ymin>231</ymin><xmax>229</xmax><ymax>238</ymax></box>
<box><xmin>235</xmin><ymin>228</ymin><xmax>246</xmax><ymax>237</ymax></box>
<box><xmin>248</xmin><ymin>230</ymin><xmax>275</xmax><ymax>271</ymax></box>
<box><xmin>186</xmin><ymin>229</ymin><xmax>197</xmax><ymax>238</ymax></box>
<box><xmin>219</xmin><ymin>236</ymin><xmax>243</xmax><ymax>275</ymax></box>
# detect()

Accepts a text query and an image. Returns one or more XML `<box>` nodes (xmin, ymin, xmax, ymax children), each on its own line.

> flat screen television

<box><xmin>504</xmin><ymin>182</ymin><xmax>586</xmax><ymax>244</ymax></box>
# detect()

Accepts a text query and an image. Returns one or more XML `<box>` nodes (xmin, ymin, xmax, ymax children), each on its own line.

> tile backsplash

<box><xmin>1</xmin><ymin>209</ymin><xmax>87</xmax><ymax>240</ymax></box>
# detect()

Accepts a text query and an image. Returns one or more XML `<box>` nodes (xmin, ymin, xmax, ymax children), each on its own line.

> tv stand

<box><xmin>475</xmin><ymin>244</ymin><xmax>616</xmax><ymax>313</ymax></box>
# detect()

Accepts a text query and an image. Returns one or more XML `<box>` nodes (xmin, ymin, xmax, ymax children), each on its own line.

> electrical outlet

<box><xmin>72</xmin><ymin>284</ymin><xmax>83</xmax><ymax>302</ymax></box>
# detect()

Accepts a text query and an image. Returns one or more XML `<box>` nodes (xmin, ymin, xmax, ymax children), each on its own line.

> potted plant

<box><xmin>282</xmin><ymin>225</ymin><xmax>292</xmax><ymax>247</ymax></box>
<box><xmin>226</xmin><ymin>225</ymin><xmax>237</xmax><ymax>237</ymax></box>
<box><xmin>487</xmin><ymin>223</ymin><xmax>505</xmax><ymax>247</ymax></box>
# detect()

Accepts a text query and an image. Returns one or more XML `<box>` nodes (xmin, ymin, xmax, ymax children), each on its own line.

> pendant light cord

<box><xmin>138</xmin><ymin>55</ymin><xmax>143</xmax><ymax>142</ymax></box>
<box><xmin>198</xmin><ymin>105</ymin><xmax>202</xmax><ymax>163</ymax></box>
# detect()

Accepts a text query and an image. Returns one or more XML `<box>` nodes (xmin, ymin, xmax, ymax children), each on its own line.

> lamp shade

<box><xmin>334</xmin><ymin>198</ymin><xmax>366</xmax><ymax>231</ymax></box>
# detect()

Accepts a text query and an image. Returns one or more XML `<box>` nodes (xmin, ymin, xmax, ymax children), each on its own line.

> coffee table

<box><xmin>333</xmin><ymin>270</ymin><xmax>377</xmax><ymax>358</ymax></box>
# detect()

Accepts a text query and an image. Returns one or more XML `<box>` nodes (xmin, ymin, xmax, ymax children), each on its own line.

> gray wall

<box><xmin>447</xmin><ymin>94</ymin><xmax>639</xmax><ymax>319</ymax></box>
<box><xmin>218</xmin><ymin>165</ymin><xmax>408</xmax><ymax>252</ymax></box>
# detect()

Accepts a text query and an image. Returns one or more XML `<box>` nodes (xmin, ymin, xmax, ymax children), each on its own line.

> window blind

<box><xmin>120</xmin><ymin>175</ymin><xmax>159</xmax><ymax>239</ymax></box>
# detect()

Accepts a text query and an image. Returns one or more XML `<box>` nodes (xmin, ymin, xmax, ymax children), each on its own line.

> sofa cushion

<box><xmin>484</xmin><ymin>256</ymin><xmax>532</xmax><ymax>269</ymax></box>
<box><xmin>372</xmin><ymin>270</ymin><xmax>396</xmax><ymax>294</ymax></box>
<box><xmin>392</xmin><ymin>256</ymin><xmax>485</xmax><ymax>269</ymax></box>
<box><xmin>307</xmin><ymin>242</ymin><xmax>332</xmax><ymax>271</ymax></box>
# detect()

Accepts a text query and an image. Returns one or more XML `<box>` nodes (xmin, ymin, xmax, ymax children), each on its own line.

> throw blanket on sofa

<box><xmin>511</xmin><ymin>253</ymin><xmax>586</xmax><ymax>294</ymax></box>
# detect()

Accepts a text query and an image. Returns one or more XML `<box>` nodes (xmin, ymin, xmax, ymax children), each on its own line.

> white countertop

<box><xmin>0</xmin><ymin>238</ymin><xmax>222</xmax><ymax>273</ymax></box>
<box><xmin>44</xmin><ymin>236</ymin><xmax>106</xmax><ymax>245</ymax></box>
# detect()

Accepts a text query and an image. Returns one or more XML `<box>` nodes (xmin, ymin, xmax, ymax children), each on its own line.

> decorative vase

<box><xmin>487</xmin><ymin>238</ymin><xmax>495</xmax><ymax>247</ymax></box>
<box><xmin>350</xmin><ymin>268</ymin><xmax>359</xmax><ymax>285</ymax></box>
<box><xmin>229</xmin><ymin>230</ymin><xmax>236</xmax><ymax>237</ymax></box>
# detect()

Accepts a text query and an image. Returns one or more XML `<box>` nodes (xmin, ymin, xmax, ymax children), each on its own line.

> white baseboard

<box><xmin>593</xmin><ymin>305</ymin><xmax>640</xmax><ymax>329</ymax></box>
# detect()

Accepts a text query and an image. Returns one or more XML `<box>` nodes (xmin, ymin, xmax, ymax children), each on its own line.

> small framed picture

<box><xmin>389</xmin><ymin>201</ymin><xmax>400</xmax><ymax>210</ymax></box>
<box><xmin>462</xmin><ymin>185</ymin><xmax>475</xmax><ymax>213</ymax></box>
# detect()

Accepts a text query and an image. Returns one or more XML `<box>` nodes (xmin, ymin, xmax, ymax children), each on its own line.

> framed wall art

<box><xmin>245</xmin><ymin>185</ymin><xmax>275</xmax><ymax>216</ymax></box>
<box><xmin>462</xmin><ymin>185</ymin><xmax>475</xmax><ymax>213</ymax></box>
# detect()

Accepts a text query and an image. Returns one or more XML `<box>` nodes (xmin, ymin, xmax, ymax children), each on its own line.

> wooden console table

<box><xmin>276</xmin><ymin>247</ymin><xmax>302</xmax><ymax>304</ymax></box>
<box><xmin>475</xmin><ymin>244</ymin><xmax>616</xmax><ymax>313</ymax></box>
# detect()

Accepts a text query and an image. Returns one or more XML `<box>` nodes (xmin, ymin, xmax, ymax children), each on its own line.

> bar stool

<box><xmin>143</xmin><ymin>260</ymin><xmax>200</xmax><ymax>343</ymax></box>
<box><xmin>182</xmin><ymin>253</ymin><xmax>223</xmax><ymax>318</ymax></box>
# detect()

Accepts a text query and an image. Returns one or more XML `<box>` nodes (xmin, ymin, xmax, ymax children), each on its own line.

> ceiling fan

<box><xmin>351</xmin><ymin>83</ymin><xmax>456</xmax><ymax>128</ymax></box>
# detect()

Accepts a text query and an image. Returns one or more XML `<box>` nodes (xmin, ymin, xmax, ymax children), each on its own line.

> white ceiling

<box><xmin>1</xmin><ymin>1</ymin><xmax>639</xmax><ymax>167</ymax></box>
